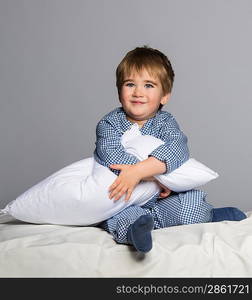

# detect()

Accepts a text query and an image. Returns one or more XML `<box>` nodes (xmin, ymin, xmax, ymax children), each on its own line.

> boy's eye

<box><xmin>125</xmin><ymin>83</ymin><xmax>134</xmax><ymax>87</ymax></box>
<box><xmin>145</xmin><ymin>83</ymin><xmax>154</xmax><ymax>88</ymax></box>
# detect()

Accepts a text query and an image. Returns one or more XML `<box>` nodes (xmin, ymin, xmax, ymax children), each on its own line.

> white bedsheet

<box><xmin>0</xmin><ymin>212</ymin><xmax>252</xmax><ymax>278</ymax></box>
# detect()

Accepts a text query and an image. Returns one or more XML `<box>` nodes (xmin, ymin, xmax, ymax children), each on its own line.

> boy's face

<box><xmin>119</xmin><ymin>68</ymin><xmax>170</xmax><ymax>127</ymax></box>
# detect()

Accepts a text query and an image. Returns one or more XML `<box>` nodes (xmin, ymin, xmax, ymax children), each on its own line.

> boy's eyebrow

<box><xmin>123</xmin><ymin>79</ymin><xmax>158</xmax><ymax>85</ymax></box>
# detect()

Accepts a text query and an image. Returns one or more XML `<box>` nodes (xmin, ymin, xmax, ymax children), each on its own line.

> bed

<box><xmin>1</xmin><ymin>212</ymin><xmax>252</xmax><ymax>278</ymax></box>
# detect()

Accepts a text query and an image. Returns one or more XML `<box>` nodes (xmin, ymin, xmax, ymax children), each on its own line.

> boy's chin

<box><xmin>133</xmin><ymin>111</ymin><xmax>157</xmax><ymax>120</ymax></box>
<box><xmin>124</xmin><ymin>107</ymin><xmax>158</xmax><ymax>121</ymax></box>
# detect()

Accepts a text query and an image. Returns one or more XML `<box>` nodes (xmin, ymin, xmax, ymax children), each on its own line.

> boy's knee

<box><xmin>178</xmin><ymin>189</ymin><xmax>213</xmax><ymax>225</ymax></box>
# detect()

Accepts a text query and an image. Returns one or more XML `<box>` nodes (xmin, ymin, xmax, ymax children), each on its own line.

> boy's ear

<box><xmin>160</xmin><ymin>93</ymin><xmax>171</xmax><ymax>105</ymax></box>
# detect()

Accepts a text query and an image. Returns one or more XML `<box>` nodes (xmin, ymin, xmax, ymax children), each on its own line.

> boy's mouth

<box><xmin>131</xmin><ymin>101</ymin><xmax>145</xmax><ymax>104</ymax></box>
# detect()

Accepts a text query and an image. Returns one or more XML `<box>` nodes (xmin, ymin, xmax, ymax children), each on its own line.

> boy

<box><xmin>94</xmin><ymin>46</ymin><xmax>246</xmax><ymax>253</ymax></box>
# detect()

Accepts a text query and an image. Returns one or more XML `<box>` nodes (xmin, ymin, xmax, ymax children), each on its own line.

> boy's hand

<box><xmin>156</xmin><ymin>182</ymin><xmax>172</xmax><ymax>199</ymax></box>
<box><xmin>142</xmin><ymin>176</ymin><xmax>172</xmax><ymax>199</ymax></box>
<box><xmin>109</xmin><ymin>164</ymin><xmax>142</xmax><ymax>202</ymax></box>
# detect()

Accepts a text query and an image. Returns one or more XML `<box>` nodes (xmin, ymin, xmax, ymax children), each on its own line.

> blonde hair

<box><xmin>116</xmin><ymin>45</ymin><xmax>175</xmax><ymax>109</ymax></box>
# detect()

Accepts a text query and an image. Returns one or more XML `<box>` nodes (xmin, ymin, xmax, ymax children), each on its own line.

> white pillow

<box><xmin>0</xmin><ymin>158</ymin><xmax>159</xmax><ymax>226</ymax></box>
<box><xmin>0</xmin><ymin>124</ymin><xmax>218</xmax><ymax>226</ymax></box>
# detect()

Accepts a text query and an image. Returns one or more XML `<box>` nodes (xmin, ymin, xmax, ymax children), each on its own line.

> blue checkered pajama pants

<box><xmin>99</xmin><ymin>189</ymin><xmax>213</xmax><ymax>244</ymax></box>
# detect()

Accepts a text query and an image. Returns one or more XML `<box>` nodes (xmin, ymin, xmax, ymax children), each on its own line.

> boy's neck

<box><xmin>126</xmin><ymin>116</ymin><xmax>147</xmax><ymax>128</ymax></box>
<box><xmin>125</xmin><ymin>110</ymin><xmax>161</xmax><ymax>128</ymax></box>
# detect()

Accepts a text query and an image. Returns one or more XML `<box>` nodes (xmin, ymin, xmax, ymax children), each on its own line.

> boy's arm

<box><xmin>148</xmin><ymin>115</ymin><xmax>189</xmax><ymax>174</ymax></box>
<box><xmin>109</xmin><ymin>156</ymin><xmax>168</xmax><ymax>201</ymax></box>
<box><xmin>94</xmin><ymin>119</ymin><xmax>140</xmax><ymax>172</ymax></box>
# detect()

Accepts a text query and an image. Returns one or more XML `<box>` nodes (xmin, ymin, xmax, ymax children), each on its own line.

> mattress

<box><xmin>0</xmin><ymin>212</ymin><xmax>252</xmax><ymax>278</ymax></box>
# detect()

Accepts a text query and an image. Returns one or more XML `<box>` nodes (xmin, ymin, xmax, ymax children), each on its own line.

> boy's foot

<box><xmin>211</xmin><ymin>207</ymin><xmax>247</xmax><ymax>222</ymax></box>
<box><xmin>127</xmin><ymin>215</ymin><xmax>154</xmax><ymax>253</ymax></box>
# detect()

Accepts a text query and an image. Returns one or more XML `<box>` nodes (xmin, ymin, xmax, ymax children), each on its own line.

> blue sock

<box><xmin>211</xmin><ymin>207</ymin><xmax>247</xmax><ymax>222</ymax></box>
<box><xmin>127</xmin><ymin>215</ymin><xmax>154</xmax><ymax>253</ymax></box>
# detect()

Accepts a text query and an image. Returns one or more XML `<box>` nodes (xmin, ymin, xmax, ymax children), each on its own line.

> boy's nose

<box><xmin>132</xmin><ymin>86</ymin><xmax>143</xmax><ymax>97</ymax></box>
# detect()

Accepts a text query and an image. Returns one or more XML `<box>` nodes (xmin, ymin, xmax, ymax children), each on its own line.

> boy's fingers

<box><xmin>109</xmin><ymin>180</ymin><xmax>120</xmax><ymax>192</ymax></box>
<box><xmin>110</xmin><ymin>164</ymin><xmax>122</xmax><ymax>170</ymax></box>
<box><xmin>125</xmin><ymin>189</ymin><xmax>133</xmax><ymax>202</ymax></box>
<box><xmin>114</xmin><ymin>189</ymin><xmax>127</xmax><ymax>201</ymax></box>
<box><xmin>110</xmin><ymin>185</ymin><xmax>129</xmax><ymax>201</ymax></box>
<box><xmin>109</xmin><ymin>183</ymin><xmax>124</xmax><ymax>199</ymax></box>
<box><xmin>108</xmin><ymin>184</ymin><xmax>116</xmax><ymax>192</ymax></box>
<box><xmin>159</xmin><ymin>190</ymin><xmax>171</xmax><ymax>198</ymax></box>
<box><xmin>112</xmin><ymin>192</ymin><xmax>125</xmax><ymax>201</ymax></box>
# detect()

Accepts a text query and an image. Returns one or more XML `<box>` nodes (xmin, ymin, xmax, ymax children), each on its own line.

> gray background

<box><xmin>0</xmin><ymin>0</ymin><xmax>251</xmax><ymax>211</ymax></box>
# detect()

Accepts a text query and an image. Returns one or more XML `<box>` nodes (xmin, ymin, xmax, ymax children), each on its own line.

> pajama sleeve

<box><xmin>149</xmin><ymin>116</ymin><xmax>189</xmax><ymax>174</ymax></box>
<box><xmin>94</xmin><ymin>119</ymin><xmax>140</xmax><ymax>172</ymax></box>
